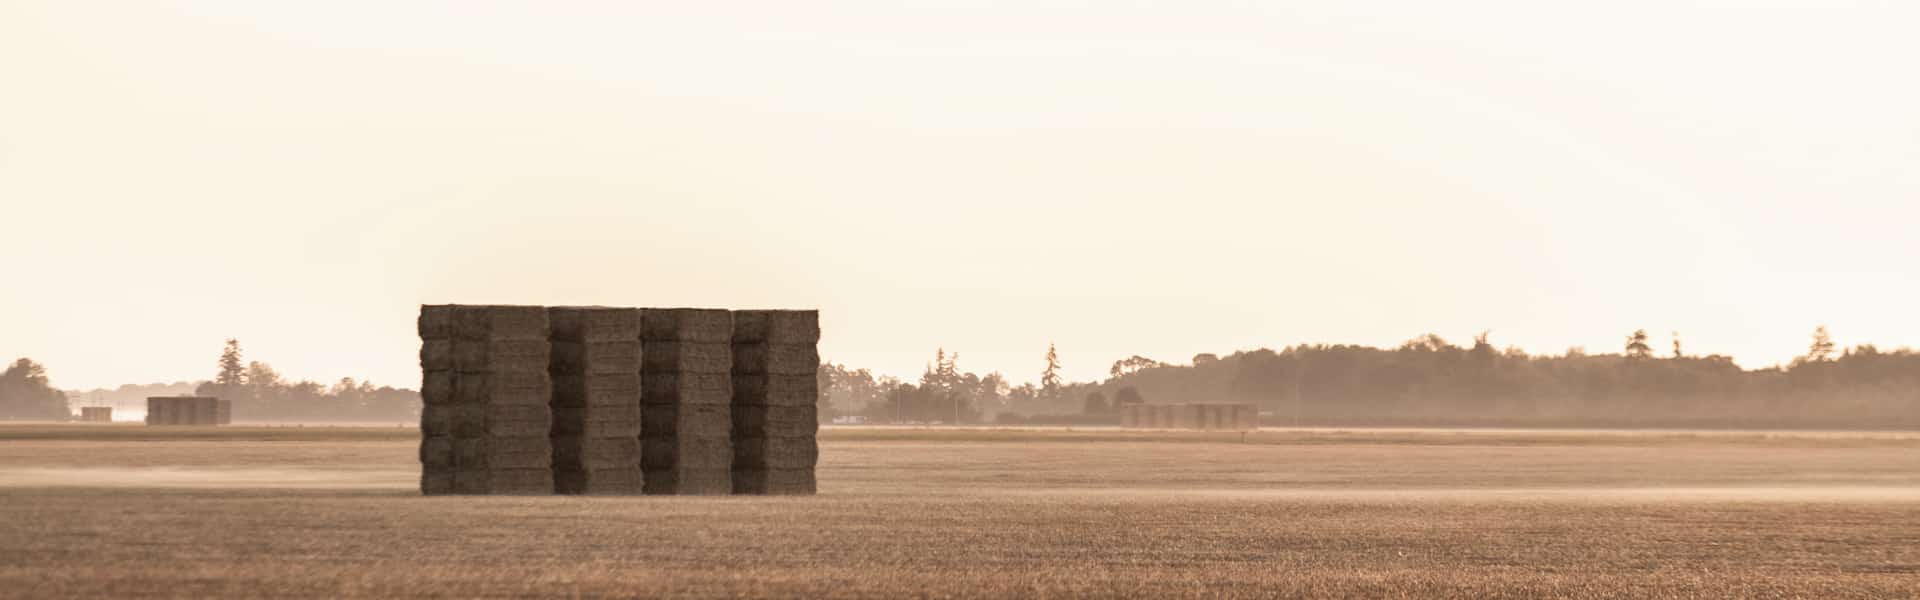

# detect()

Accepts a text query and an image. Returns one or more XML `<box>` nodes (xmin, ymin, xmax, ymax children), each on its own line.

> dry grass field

<box><xmin>1</xmin><ymin>425</ymin><xmax>1916</xmax><ymax>598</ymax></box>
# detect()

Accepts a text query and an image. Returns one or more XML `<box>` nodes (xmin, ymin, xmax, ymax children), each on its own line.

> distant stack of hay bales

<box><xmin>79</xmin><ymin>406</ymin><xmax>113</xmax><ymax>423</ymax></box>
<box><xmin>144</xmin><ymin>396</ymin><xmax>227</xmax><ymax>426</ymax></box>
<box><xmin>639</xmin><ymin>308</ymin><xmax>737</xmax><ymax>495</ymax></box>
<box><xmin>418</xmin><ymin>305</ymin><xmax>554</xmax><ymax>495</ymax></box>
<box><xmin>730</xmin><ymin>310</ymin><xmax>821</xmax><ymax>495</ymax></box>
<box><xmin>1117</xmin><ymin>403</ymin><xmax>1257</xmax><ymax>431</ymax></box>
<box><xmin>417</xmin><ymin>304</ymin><xmax>820</xmax><ymax>496</ymax></box>
<box><xmin>548</xmin><ymin>307</ymin><xmax>645</xmax><ymax>495</ymax></box>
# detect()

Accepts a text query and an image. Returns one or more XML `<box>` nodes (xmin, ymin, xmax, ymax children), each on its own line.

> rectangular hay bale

<box><xmin>732</xmin><ymin>469</ymin><xmax>816</xmax><ymax>495</ymax></box>
<box><xmin>731</xmin><ymin>374</ymin><xmax>818</xmax><ymax>407</ymax></box>
<box><xmin>555</xmin><ymin>467</ymin><xmax>644</xmax><ymax>495</ymax></box>
<box><xmin>642</xmin><ymin>435</ymin><xmax>733</xmax><ymax>470</ymax></box>
<box><xmin>453</xmin><ymin>305</ymin><xmax>549</xmax><ymax>341</ymax></box>
<box><xmin>731</xmin><ymin>405</ymin><xmax>818</xmax><ymax>438</ymax></box>
<box><xmin>643</xmin><ymin>403</ymin><xmax>730</xmax><ymax>438</ymax></box>
<box><xmin>549</xmin><ymin>340</ymin><xmax>642</xmax><ymax>375</ymax></box>
<box><xmin>454</xmin><ymin>436</ymin><xmax>553</xmax><ymax>470</ymax></box>
<box><xmin>642</xmin><ymin>468</ymin><xmax>732</xmax><ymax>495</ymax></box>
<box><xmin>733</xmin><ymin>436</ymin><xmax>819</xmax><ymax>470</ymax></box>
<box><xmin>640</xmin><ymin>341</ymin><xmax>732</xmax><ymax>374</ymax></box>
<box><xmin>641</xmin><ymin>373</ymin><xmax>732</xmax><ymax>406</ymax></box>
<box><xmin>730</xmin><ymin>310</ymin><xmax>821</xmax><ymax>344</ymax></box>
<box><xmin>552</xmin><ymin>435</ymin><xmax>642</xmax><ymax>470</ymax></box>
<box><xmin>640</xmin><ymin>308</ymin><xmax>732</xmax><ymax>343</ymax></box>
<box><xmin>548</xmin><ymin>306</ymin><xmax>642</xmax><ymax>342</ymax></box>
<box><xmin>731</xmin><ymin>343</ymin><xmax>820</xmax><ymax>375</ymax></box>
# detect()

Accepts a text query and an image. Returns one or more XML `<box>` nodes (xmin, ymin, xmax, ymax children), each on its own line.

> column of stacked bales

<box><xmin>548</xmin><ymin>307</ymin><xmax>645</xmax><ymax>495</ymax></box>
<box><xmin>639</xmin><ymin>309</ymin><xmax>736</xmax><ymax>495</ymax></box>
<box><xmin>730</xmin><ymin>310</ymin><xmax>821</xmax><ymax>495</ymax></box>
<box><xmin>419</xmin><ymin>305</ymin><xmax>554</xmax><ymax>495</ymax></box>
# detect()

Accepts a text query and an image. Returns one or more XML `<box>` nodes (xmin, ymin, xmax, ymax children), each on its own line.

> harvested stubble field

<box><xmin>1</xmin><ymin>425</ymin><xmax>1917</xmax><ymax>598</ymax></box>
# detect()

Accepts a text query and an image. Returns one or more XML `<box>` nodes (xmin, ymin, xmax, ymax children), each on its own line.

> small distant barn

<box><xmin>1118</xmin><ymin>403</ymin><xmax>1257</xmax><ymax>431</ymax></box>
<box><xmin>78</xmin><ymin>406</ymin><xmax>113</xmax><ymax>423</ymax></box>
<box><xmin>145</xmin><ymin>396</ymin><xmax>231</xmax><ymax>426</ymax></box>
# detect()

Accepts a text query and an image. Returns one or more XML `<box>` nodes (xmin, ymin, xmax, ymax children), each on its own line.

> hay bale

<box><xmin>640</xmin><ymin>308</ymin><xmax>732</xmax><ymax>343</ymax></box>
<box><xmin>640</xmin><ymin>342</ymin><xmax>732</xmax><ymax>374</ymax></box>
<box><xmin>555</xmin><ymin>467</ymin><xmax>643</xmax><ymax>495</ymax></box>
<box><xmin>215</xmin><ymin>399</ymin><xmax>231</xmax><ymax>425</ymax></box>
<box><xmin>550</xmin><ymin>373</ymin><xmax>642</xmax><ymax>407</ymax></box>
<box><xmin>420</xmin><ymin>470</ymin><xmax>456</xmax><ymax>495</ymax></box>
<box><xmin>453</xmin><ymin>339</ymin><xmax>550</xmax><ymax>373</ymax></box>
<box><xmin>421</xmin><ymin>404</ymin><xmax>460</xmax><ymax>437</ymax></box>
<box><xmin>454</xmin><ymin>437</ymin><xmax>553</xmax><ymax>470</ymax></box>
<box><xmin>552</xmin><ymin>435</ymin><xmax>642</xmax><ymax>470</ymax></box>
<box><xmin>549</xmin><ymin>340</ymin><xmax>642</xmax><ymax>375</ymax></box>
<box><xmin>421</xmin><ymin>370</ymin><xmax>456</xmax><ymax>405</ymax></box>
<box><xmin>643</xmin><ymin>404</ymin><xmax>730</xmax><ymax>438</ymax></box>
<box><xmin>419</xmin><ymin>436</ymin><xmax>455</xmax><ymax>468</ymax></box>
<box><xmin>550</xmin><ymin>405</ymin><xmax>641</xmax><ymax>438</ymax></box>
<box><xmin>642</xmin><ymin>468</ymin><xmax>732</xmax><ymax>495</ymax></box>
<box><xmin>455</xmin><ymin>371</ymin><xmax>552</xmax><ymax>406</ymax></box>
<box><xmin>731</xmin><ymin>310</ymin><xmax>820</xmax><ymax>344</ymax></box>
<box><xmin>731</xmin><ymin>374</ymin><xmax>817</xmax><ymax>407</ymax></box>
<box><xmin>548</xmin><ymin>306</ymin><xmax>641</xmax><ymax>342</ymax></box>
<box><xmin>418</xmin><ymin>305</ymin><xmax>455</xmax><ymax>339</ymax></box>
<box><xmin>731</xmin><ymin>405</ymin><xmax>818</xmax><ymax>438</ymax></box>
<box><xmin>731</xmin><ymin>343</ymin><xmax>820</xmax><ymax>375</ymax></box>
<box><xmin>642</xmin><ymin>436</ymin><xmax>733</xmax><ymax>470</ymax></box>
<box><xmin>453</xmin><ymin>305</ymin><xmax>549</xmax><ymax>341</ymax></box>
<box><xmin>641</xmin><ymin>373</ymin><xmax>732</xmax><ymax>406</ymax></box>
<box><xmin>732</xmin><ymin>469</ymin><xmax>816</xmax><ymax>495</ymax></box>
<box><xmin>419</xmin><ymin>339</ymin><xmax>454</xmax><ymax>371</ymax></box>
<box><xmin>453</xmin><ymin>469</ymin><xmax>553</xmax><ymax>495</ymax></box>
<box><xmin>733</xmin><ymin>437</ymin><xmax>818</xmax><ymax>470</ymax></box>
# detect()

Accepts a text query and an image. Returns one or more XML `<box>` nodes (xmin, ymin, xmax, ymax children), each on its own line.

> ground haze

<box><xmin>1</xmin><ymin>426</ymin><xmax>1916</xmax><ymax>598</ymax></box>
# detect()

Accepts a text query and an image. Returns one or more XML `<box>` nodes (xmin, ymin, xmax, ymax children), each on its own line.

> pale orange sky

<box><xmin>4</xmin><ymin>2</ymin><xmax>1916</xmax><ymax>390</ymax></box>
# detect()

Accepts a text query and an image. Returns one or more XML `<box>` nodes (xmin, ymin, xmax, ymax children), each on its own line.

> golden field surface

<box><xmin>1</xmin><ymin>425</ymin><xmax>1917</xmax><ymax>598</ymax></box>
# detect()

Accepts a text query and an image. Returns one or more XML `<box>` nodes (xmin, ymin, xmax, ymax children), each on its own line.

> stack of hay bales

<box><xmin>418</xmin><ymin>305</ymin><xmax>554</xmax><ymax>495</ymax></box>
<box><xmin>144</xmin><ymin>396</ymin><xmax>223</xmax><ymax>426</ymax></box>
<box><xmin>730</xmin><ymin>310</ymin><xmax>820</xmax><ymax>495</ymax></box>
<box><xmin>639</xmin><ymin>308</ymin><xmax>735</xmax><ymax>495</ymax></box>
<box><xmin>1117</xmin><ymin>403</ymin><xmax>1258</xmax><ymax>431</ymax></box>
<box><xmin>548</xmin><ymin>307</ymin><xmax>645</xmax><ymax>495</ymax></box>
<box><xmin>79</xmin><ymin>406</ymin><xmax>113</xmax><ymax>423</ymax></box>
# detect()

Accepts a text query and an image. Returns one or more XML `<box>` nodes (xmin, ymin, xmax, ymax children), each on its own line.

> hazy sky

<box><xmin>4</xmin><ymin>1</ymin><xmax>1916</xmax><ymax>390</ymax></box>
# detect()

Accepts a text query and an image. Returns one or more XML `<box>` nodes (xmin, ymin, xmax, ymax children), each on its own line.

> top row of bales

<box><xmin>1117</xmin><ymin>403</ymin><xmax>1257</xmax><ymax>431</ymax></box>
<box><xmin>417</xmin><ymin>305</ymin><xmax>820</xmax><ymax>496</ymax></box>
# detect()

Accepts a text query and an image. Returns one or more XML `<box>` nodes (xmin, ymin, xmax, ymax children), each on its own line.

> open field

<box><xmin>1</xmin><ymin>425</ymin><xmax>1917</xmax><ymax>598</ymax></box>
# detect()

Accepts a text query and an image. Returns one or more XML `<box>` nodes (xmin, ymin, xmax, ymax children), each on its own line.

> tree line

<box><xmin>192</xmin><ymin>339</ymin><xmax>418</xmax><ymax>422</ymax></box>
<box><xmin>823</xmin><ymin>327</ymin><xmax>1920</xmax><ymax>428</ymax></box>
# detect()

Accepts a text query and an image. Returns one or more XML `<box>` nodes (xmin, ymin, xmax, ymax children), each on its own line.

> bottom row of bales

<box><xmin>418</xmin><ymin>305</ymin><xmax>820</xmax><ymax>497</ymax></box>
<box><xmin>1118</xmin><ymin>403</ymin><xmax>1258</xmax><ymax>431</ymax></box>
<box><xmin>145</xmin><ymin>396</ymin><xmax>231</xmax><ymax>426</ymax></box>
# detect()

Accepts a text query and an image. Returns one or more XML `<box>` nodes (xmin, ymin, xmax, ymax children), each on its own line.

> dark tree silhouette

<box><xmin>1040</xmin><ymin>343</ymin><xmax>1064</xmax><ymax>399</ymax></box>
<box><xmin>0</xmin><ymin>358</ymin><xmax>69</xmax><ymax>420</ymax></box>
<box><xmin>1805</xmin><ymin>326</ymin><xmax>1836</xmax><ymax>363</ymax></box>
<box><xmin>1625</xmin><ymin>329</ymin><xmax>1653</xmax><ymax>360</ymax></box>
